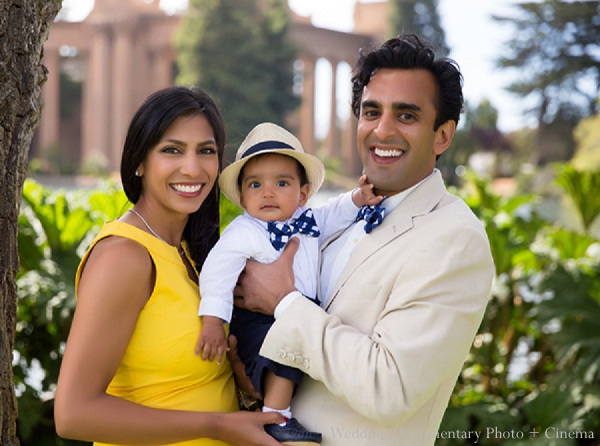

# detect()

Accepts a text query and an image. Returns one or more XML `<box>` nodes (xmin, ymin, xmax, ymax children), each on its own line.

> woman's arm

<box><xmin>54</xmin><ymin>236</ymin><xmax>282</xmax><ymax>446</ymax></box>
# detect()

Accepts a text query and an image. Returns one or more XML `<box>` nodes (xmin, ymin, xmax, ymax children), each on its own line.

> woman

<box><xmin>54</xmin><ymin>86</ymin><xmax>282</xmax><ymax>446</ymax></box>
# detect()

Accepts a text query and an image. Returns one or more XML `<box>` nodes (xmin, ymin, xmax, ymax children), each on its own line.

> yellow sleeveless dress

<box><xmin>76</xmin><ymin>221</ymin><xmax>237</xmax><ymax>446</ymax></box>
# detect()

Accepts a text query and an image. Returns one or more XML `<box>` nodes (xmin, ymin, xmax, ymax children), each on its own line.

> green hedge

<box><xmin>14</xmin><ymin>167</ymin><xmax>600</xmax><ymax>444</ymax></box>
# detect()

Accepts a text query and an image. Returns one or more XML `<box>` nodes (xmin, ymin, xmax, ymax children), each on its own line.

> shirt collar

<box><xmin>382</xmin><ymin>168</ymin><xmax>437</xmax><ymax>213</ymax></box>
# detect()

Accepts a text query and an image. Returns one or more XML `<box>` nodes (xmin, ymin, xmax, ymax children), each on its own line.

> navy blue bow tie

<box><xmin>267</xmin><ymin>208</ymin><xmax>321</xmax><ymax>250</ymax></box>
<box><xmin>355</xmin><ymin>199</ymin><xmax>387</xmax><ymax>234</ymax></box>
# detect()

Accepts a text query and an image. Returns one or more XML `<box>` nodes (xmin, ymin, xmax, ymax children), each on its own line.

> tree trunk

<box><xmin>0</xmin><ymin>1</ymin><xmax>62</xmax><ymax>444</ymax></box>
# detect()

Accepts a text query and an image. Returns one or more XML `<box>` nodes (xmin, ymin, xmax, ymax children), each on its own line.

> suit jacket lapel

<box><xmin>324</xmin><ymin>170</ymin><xmax>447</xmax><ymax>310</ymax></box>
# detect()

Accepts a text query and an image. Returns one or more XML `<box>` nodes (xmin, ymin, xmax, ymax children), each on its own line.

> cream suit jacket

<box><xmin>260</xmin><ymin>170</ymin><xmax>495</xmax><ymax>445</ymax></box>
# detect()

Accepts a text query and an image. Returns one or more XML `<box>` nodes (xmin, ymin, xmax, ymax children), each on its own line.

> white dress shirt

<box><xmin>320</xmin><ymin>171</ymin><xmax>436</xmax><ymax>305</ymax></box>
<box><xmin>275</xmin><ymin>170</ymin><xmax>437</xmax><ymax>317</ymax></box>
<box><xmin>199</xmin><ymin>190</ymin><xmax>359</xmax><ymax>322</ymax></box>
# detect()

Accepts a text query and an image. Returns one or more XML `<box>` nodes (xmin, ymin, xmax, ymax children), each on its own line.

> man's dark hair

<box><xmin>351</xmin><ymin>34</ymin><xmax>464</xmax><ymax>130</ymax></box>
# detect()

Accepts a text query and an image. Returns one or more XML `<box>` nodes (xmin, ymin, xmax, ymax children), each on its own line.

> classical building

<box><xmin>34</xmin><ymin>0</ymin><xmax>388</xmax><ymax>175</ymax></box>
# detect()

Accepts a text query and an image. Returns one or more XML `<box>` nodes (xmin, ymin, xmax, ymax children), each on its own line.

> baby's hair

<box><xmin>237</xmin><ymin>153</ymin><xmax>309</xmax><ymax>191</ymax></box>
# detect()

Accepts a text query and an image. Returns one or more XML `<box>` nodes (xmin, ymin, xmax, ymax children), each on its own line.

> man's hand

<box><xmin>227</xmin><ymin>335</ymin><xmax>261</xmax><ymax>399</ymax></box>
<box><xmin>234</xmin><ymin>237</ymin><xmax>299</xmax><ymax>315</ymax></box>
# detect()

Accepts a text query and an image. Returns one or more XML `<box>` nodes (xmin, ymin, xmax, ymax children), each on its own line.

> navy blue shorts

<box><xmin>230</xmin><ymin>307</ymin><xmax>303</xmax><ymax>398</ymax></box>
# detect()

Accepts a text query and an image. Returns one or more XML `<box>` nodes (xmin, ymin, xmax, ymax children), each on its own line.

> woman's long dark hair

<box><xmin>120</xmin><ymin>86</ymin><xmax>225</xmax><ymax>271</ymax></box>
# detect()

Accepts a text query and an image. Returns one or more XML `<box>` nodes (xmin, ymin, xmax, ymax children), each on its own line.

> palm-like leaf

<box><xmin>555</xmin><ymin>164</ymin><xmax>600</xmax><ymax>233</ymax></box>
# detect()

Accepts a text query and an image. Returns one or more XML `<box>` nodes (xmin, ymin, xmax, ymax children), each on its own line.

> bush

<box><xmin>15</xmin><ymin>168</ymin><xmax>600</xmax><ymax>444</ymax></box>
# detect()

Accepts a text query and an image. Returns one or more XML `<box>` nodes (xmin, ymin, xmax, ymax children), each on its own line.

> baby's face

<box><xmin>239</xmin><ymin>153</ymin><xmax>309</xmax><ymax>222</ymax></box>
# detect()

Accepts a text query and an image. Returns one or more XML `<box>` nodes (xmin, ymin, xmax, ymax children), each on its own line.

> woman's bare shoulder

<box><xmin>86</xmin><ymin>235</ymin><xmax>151</xmax><ymax>271</ymax></box>
<box><xmin>79</xmin><ymin>235</ymin><xmax>155</xmax><ymax>307</ymax></box>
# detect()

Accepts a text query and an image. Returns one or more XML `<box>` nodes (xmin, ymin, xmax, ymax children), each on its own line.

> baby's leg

<box><xmin>263</xmin><ymin>370</ymin><xmax>294</xmax><ymax>412</ymax></box>
<box><xmin>262</xmin><ymin>370</ymin><xmax>322</xmax><ymax>444</ymax></box>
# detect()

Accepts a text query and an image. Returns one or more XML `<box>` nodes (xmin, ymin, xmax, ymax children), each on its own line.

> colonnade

<box><xmin>37</xmin><ymin>4</ymin><xmax>374</xmax><ymax>176</ymax></box>
<box><xmin>39</xmin><ymin>10</ymin><xmax>178</xmax><ymax>172</ymax></box>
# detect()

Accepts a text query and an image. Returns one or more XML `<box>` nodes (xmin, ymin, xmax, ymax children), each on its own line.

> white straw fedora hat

<box><xmin>219</xmin><ymin>122</ymin><xmax>325</xmax><ymax>207</ymax></box>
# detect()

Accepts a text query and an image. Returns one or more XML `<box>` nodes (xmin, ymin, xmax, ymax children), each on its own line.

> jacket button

<box><xmin>278</xmin><ymin>349</ymin><xmax>286</xmax><ymax>358</ymax></box>
<box><xmin>295</xmin><ymin>355</ymin><xmax>304</xmax><ymax>364</ymax></box>
<box><xmin>286</xmin><ymin>353</ymin><xmax>295</xmax><ymax>362</ymax></box>
<box><xmin>303</xmin><ymin>359</ymin><xmax>310</xmax><ymax>368</ymax></box>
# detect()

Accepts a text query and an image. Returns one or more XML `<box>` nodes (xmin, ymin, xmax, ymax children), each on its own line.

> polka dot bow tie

<box><xmin>267</xmin><ymin>208</ymin><xmax>321</xmax><ymax>251</ymax></box>
<box><xmin>355</xmin><ymin>199</ymin><xmax>387</xmax><ymax>234</ymax></box>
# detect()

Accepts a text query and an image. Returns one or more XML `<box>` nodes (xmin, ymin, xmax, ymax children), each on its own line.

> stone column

<box><xmin>298</xmin><ymin>54</ymin><xmax>316</xmax><ymax>156</ymax></box>
<box><xmin>111</xmin><ymin>22</ymin><xmax>135</xmax><ymax>171</ymax></box>
<box><xmin>341</xmin><ymin>63</ymin><xmax>361</xmax><ymax>176</ymax></box>
<box><xmin>153</xmin><ymin>46</ymin><xmax>174</xmax><ymax>91</ymax></box>
<box><xmin>132</xmin><ymin>35</ymin><xmax>151</xmax><ymax>109</ymax></box>
<box><xmin>39</xmin><ymin>47</ymin><xmax>61</xmax><ymax>158</ymax></box>
<box><xmin>82</xmin><ymin>24</ymin><xmax>112</xmax><ymax>172</ymax></box>
<box><xmin>325</xmin><ymin>59</ymin><xmax>339</xmax><ymax>158</ymax></box>
<box><xmin>343</xmin><ymin>113</ymin><xmax>361</xmax><ymax>175</ymax></box>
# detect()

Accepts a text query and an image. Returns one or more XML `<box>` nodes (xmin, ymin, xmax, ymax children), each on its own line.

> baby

<box><xmin>197</xmin><ymin>122</ymin><xmax>382</xmax><ymax>445</ymax></box>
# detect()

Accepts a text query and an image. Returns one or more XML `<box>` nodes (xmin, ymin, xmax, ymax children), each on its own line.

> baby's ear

<box><xmin>299</xmin><ymin>183</ymin><xmax>310</xmax><ymax>206</ymax></box>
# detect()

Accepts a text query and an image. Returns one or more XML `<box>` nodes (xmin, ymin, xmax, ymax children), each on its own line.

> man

<box><xmin>234</xmin><ymin>34</ymin><xmax>495</xmax><ymax>446</ymax></box>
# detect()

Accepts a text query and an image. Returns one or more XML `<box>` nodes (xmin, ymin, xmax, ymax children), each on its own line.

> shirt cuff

<box><xmin>274</xmin><ymin>291</ymin><xmax>303</xmax><ymax>319</ymax></box>
<box><xmin>349</xmin><ymin>188</ymin><xmax>362</xmax><ymax>210</ymax></box>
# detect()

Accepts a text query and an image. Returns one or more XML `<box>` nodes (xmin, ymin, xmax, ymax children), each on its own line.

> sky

<box><xmin>60</xmin><ymin>0</ymin><xmax>532</xmax><ymax>134</ymax></box>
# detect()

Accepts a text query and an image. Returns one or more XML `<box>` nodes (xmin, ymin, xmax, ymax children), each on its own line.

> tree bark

<box><xmin>0</xmin><ymin>1</ymin><xmax>62</xmax><ymax>444</ymax></box>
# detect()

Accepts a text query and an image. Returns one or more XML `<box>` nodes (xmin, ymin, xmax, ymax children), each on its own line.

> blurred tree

<box><xmin>494</xmin><ymin>0</ymin><xmax>600</xmax><ymax>165</ymax></box>
<box><xmin>466</xmin><ymin>98</ymin><xmax>498</xmax><ymax>130</ymax></box>
<box><xmin>572</xmin><ymin>113</ymin><xmax>600</xmax><ymax>171</ymax></box>
<box><xmin>439</xmin><ymin>98</ymin><xmax>513</xmax><ymax>184</ymax></box>
<box><xmin>0</xmin><ymin>0</ymin><xmax>62</xmax><ymax>443</ymax></box>
<box><xmin>388</xmin><ymin>0</ymin><xmax>449</xmax><ymax>56</ymax></box>
<box><xmin>175</xmin><ymin>0</ymin><xmax>299</xmax><ymax>159</ymax></box>
<box><xmin>259</xmin><ymin>0</ymin><xmax>300</xmax><ymax>132</ymax></box>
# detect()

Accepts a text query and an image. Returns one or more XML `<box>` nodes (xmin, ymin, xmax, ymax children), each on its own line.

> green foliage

<box><xmin>219</xmin><ymin>192</ymin><xmax>243</xmax><ymax>229</ymax></box>
<box><xmin>388</xmin><ymin>0</ymin><xmax>449</xmax><ymax>55</ymax></box>
<box><xmin>460</xmin><ymin>172</ymin><xmax>545</xmax><ymax>275</ymax></box>
<box><xmin>536</xmin><ymin>262</ymin><xmax>600</xmax><ymax>385</ymax></box>
<box><xmin>554</xmin><ymin>164</ymin><xmax>600</xmax><ymax>233</ymax></box>
<box><xmin>14</xmin><ymin>181</ymin><xmax>243</xmax><ymax>444</ymax></box>
<box><xmin>29</xmin><ymin>142</ymin><xmax>80</xmax><ymax>175</ymax></box>
<box><xmin>494</xmin><ymin>1</ymin><xmax>600</xmax><ymax>125</ymax></box>
<box><xmin>466</xmin><ymin>99</ymin><xmax>499</xmax><ymax>130</ymax></box>
<box><xmin>15</xmin><ymin>166</ymin><xmax>600</xmax><ymax>443</ymax></box>
<box><xmin>15</xmin><ymin>179</ymin><xmax>127</xmax><ymax>445</ymax></box>
<box><xmin>572</xmin><ymin>114</ymin><xmax>600</xmax><ymax>171</ymax></box>
<box><xmin>259</xmin><ymin>0</ymin><xmax>301</xmax><ymax>128</ymax></box>
<box><xmin>175</xmin><ymin>0</ymin><xmax>299</xmax><ymax>156</ymax></box>
<box><xmin>440</xmin><ymin>99</ymin><xmax>513</xmax><ymax>185</ymax></box>
<box><xmin>440</xmin><ymin>166</ymin><xmax>600</xmax><ymax>444</ymax></box>
<box><xmin>493</xmin><ymin>0</ymin><xmax>600</xmax><ymax>165</ymax></box>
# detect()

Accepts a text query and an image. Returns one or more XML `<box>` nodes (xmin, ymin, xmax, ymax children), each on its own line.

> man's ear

<box><xmin>298</xmin><ymin>184</ymin><xmax>310</xmax><ymax>207</ymax></box>
<box><xmin>433</xmin><ymin>120</ymin><xmax>457</xmax><ymax>157</ymax></box>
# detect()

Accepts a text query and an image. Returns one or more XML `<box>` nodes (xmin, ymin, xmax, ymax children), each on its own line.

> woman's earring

<box><xmin>135</xmin><ymin>169</ymin><xmax>141</xmax><ymax>177</ymax></box>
